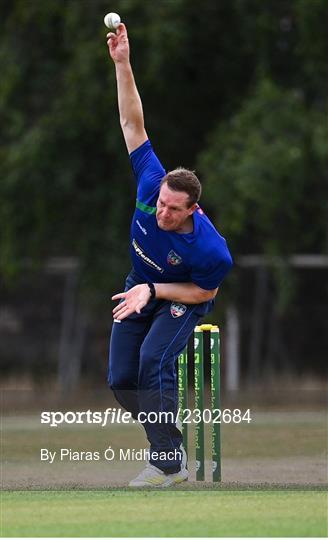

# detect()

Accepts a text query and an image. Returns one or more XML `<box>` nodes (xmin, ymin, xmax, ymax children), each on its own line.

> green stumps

<box><xmin>178</xmin><ymin>323</ymin><xmax>221</xmax><ymax>482</ymax></box>
<box><xmin>210</xmin><ymin>326</ymin><xmax>221</xmax><ymax>482</ymax></box>
<box><xmin>178</xmin><ymin>347</ymin><xmax>188</xmax><ymax>456</ymax></box>
<box><xmin>194</xmin><ymin>326</ymin><xmax>205</xmax><ymax>481</ymax></box>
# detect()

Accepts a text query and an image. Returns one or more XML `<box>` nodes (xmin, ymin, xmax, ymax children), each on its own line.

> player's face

<box><xmin>156</xmin><ymin>183</ymin><xmax>196</xmax><ymax>232</ymax></box>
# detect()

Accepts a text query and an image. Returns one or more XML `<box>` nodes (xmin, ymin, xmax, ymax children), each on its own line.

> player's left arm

<box><xmin>112</xmin><ymin>282</ymin><xmax>218</xmax><ymax>321</ymax></box>
<box><xmin>112</xmin><ymin>241</ymin><xmax>233</xmax><ymax>320</ymax></box>
<box><xmin>154</xmin><ymin>282</ymin><xmax>218</xmax><ymax>303</ymax></box>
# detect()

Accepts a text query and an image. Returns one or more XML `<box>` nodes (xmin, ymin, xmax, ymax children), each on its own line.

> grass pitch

<box><xmin>1</xmin><ymin>490</ymin><xmax>327</xmax><ymax>537</ymax></box>
<box><xmin>2</xmin><ymin>408</ymin><xmax>327</xmax><ymax>536</ymax></box>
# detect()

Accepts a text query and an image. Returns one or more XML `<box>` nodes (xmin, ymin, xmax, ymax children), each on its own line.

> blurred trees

<box><xmin>200</xmin><ymin>79</ymin><xmax>327</xmax><ymax>257</ymax></box>
<box><xmin>197</xmin><ymin>0</ymin><xmax>328</xmax><ymax>326</ymax></box>
<box><xmin>1</xmin><ymin>0</ymin><xmax>327</xmax><ymax>288</ymax></box>
<box><xmin>1</xmin><ymin>0</ymin><xmax>327</xmax><ymax>377</ymax></box>
<box><xmin>1</xmin><ymin>0</ymin><xmax>249</xmax><ymax>287</ymax></box>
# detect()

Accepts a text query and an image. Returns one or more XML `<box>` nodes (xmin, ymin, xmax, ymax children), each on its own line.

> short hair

<box><xmin>160</xmin><ymin>167</ymin><xmax>202</xmax><ymax>208</ymax></box>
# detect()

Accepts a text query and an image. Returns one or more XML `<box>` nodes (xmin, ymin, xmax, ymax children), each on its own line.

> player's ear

<box><xmin>188</xmin><ymin>203</ymin><xmax>198</xmax><ymax>215</ymax></box>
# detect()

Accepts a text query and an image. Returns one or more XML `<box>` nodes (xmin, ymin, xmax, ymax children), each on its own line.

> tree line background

<box><xmin>1</xmin><ymin>0</ymin><xmax>327</xmax><ymax>387</ymax></box>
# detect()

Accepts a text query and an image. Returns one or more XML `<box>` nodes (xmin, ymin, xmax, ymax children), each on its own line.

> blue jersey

<box><xmin>129</xmin><ymin>140</ymin><xmax>233</xmax><ymax>290</ymax></box>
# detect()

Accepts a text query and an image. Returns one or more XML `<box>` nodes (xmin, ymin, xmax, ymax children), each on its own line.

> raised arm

<box><xmin>107</xmin><ymin>23</ymin><xmax>148</xmax><ymax>154</ymax></box>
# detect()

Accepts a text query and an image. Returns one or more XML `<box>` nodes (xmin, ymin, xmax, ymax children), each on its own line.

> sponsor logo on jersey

<box><xmin>136</xmin><ymin>220</ymin><xmax>147</xmax><ymax>235</ymax></box>
<box><xmin>132</xmin><ymin>239</ymin><xmax>164</xmax><ymax>273</ymax></box>
<box><xmin>170</xmin><ymin>302</ymin><xmax>187</xmax><ymax>318</ymax></box>
<box><xmin>167</xmin><ymin>250</ymin><xmax>182</xmax><ymax>266</ymax></box>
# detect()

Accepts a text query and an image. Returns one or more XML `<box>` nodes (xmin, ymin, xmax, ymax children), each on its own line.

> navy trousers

<box><xmin>108</xmin><ymin>270</ymin><xmax>213</xmax><ymax>473</ymax></box>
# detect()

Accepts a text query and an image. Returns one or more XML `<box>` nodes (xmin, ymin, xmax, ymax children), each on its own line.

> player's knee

<box><xmin>139</xmin><ymin>343</ymin><xmax>158</xmax><ymax>370</ymax></box>
<box><xmin>109</xmin><ymin>370</ymin><xmax>135</xmax><ymax>390</ymax></box>
<box><xmin>139</xmin><ymin>345</ymin><xmax>164</xmax><ymax>389</ymax></box>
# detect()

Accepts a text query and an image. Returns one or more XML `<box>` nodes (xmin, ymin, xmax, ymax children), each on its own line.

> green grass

<box><xmin>1</xmin><ymin>490</ymin><xmax>327</xmax><ymax>537</ymax></box>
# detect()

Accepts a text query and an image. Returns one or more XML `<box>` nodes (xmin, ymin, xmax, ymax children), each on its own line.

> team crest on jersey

<box><xmin>167</xmin><ymin>250</ymin><xmax>182</xmax><ymax>266</ymax></box>
<box><xmin>170</xmin><ymin>302</ymin><xmax>187</xmax><ymax>318</ymax></box>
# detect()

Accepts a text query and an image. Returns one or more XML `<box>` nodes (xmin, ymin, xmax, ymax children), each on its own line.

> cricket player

<box><xmin>107</xmin><ymin>24</ymin><xmax>233</xmax><ymax>487</ymax></box>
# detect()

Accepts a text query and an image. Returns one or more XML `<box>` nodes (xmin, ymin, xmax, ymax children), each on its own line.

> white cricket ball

<box><xmin>104</xmin><ymin>12</ymin><xmax>121</xmax><ymax>30</ymax></box>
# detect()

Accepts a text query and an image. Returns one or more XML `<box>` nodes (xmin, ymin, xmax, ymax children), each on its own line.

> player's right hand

<box><xmin>107</xmin><ymin>23</ymin><xmax>130</xmax><ymax>64</ymax></box>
